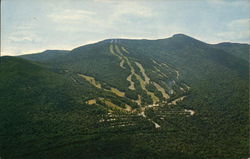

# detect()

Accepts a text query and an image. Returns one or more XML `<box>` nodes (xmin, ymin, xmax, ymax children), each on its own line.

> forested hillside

<box><xmin>1</xmin><ymin>34</ymin><xmax>249</xmax><ymax>159</ymax></box>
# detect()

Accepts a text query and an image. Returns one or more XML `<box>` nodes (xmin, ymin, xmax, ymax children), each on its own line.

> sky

<box><xmin>1</xmin><ymin>0</ymin><xmax>250</xmax><ymax>56</ymax></box>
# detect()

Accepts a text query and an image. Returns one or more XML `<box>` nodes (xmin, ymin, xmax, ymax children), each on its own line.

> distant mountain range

<box><xmin>0</xmin><ymin>34</ymin><xmax>249</xmax><ymax>159</ymax></box>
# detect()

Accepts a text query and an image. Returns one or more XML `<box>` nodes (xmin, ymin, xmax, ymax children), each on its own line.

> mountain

<box><xmin>212</xmin><ymin>42</ymin><xmax>249</xmax><ymax>62</ymax></box>
<box><xmin>1</xmin><ymin>34</ymin><xmax>249</xmax><ymax>159</ymax></box>
<box><xmin>20</xmin><ymin>50</ymin><xmax>70</xmax><ymax>63</ymax></box>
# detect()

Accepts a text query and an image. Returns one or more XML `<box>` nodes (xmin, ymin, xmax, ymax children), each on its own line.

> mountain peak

<box><xmin>172</xmin><ymin>33</ymin><xmax>190</xmax><ymax>38</ymax></box>
<box><xmin>169</xmin><ymin>33</ymin><xmax>207</xmax><ymax>46</ymax></box>
<box><xmin>171</xmin><ymin>34</ymin><xmax>197</xmax><ymax>40</ymax></box>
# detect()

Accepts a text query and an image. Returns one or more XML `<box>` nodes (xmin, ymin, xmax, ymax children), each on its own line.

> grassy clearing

<box><xmin>161</xmin><ymin>62</ymin><xmax>180</xmax><ymax>79</ymax></box>
<box><xmin>78</xmin><ymin>74</ymin><xmax>101</xmax><ymax>89</ymax></box>
<box><xmin>125</xmin><ymin>104</ymin><xmax>132</xmax><ymax>112</ymax></box>
<box><xmin>98</xmin><ymin>98</ymin><xmax>133</xmax><ymax>112</ymax></box>
<box><xmin>152</xmin><ymin>82</ymin><xmax>170</xmax><ymax>99</ymax></box>
<box><xmin>180</xmin><ymin>87</ymin><xmax>185</xmax><ymax>92</ymax></box>
<box><xmin>121</xmin><ymin>46</ymin><xmax>129</xmax><ymax>54</ymax></box>
<box><xmin>134</xmin><ymin>73</ymin><xmax>159</xmax><ymax>103</ymax></box>
<box><xmin>111</xmin><ymin>87</ymin><xmax>125</xmax><ymax>97</ymax></box>
<box><xmin>127</xmin><ymin>74</ymin><xmax>135</xmax><ymax>90</ymax></box>
<box><xmin>153</xmin><ymin>66</ymin><xmax>168</xmax><ymax>78</ymax></box>
<box><xmin>86</xmin><ymin>99</ymin><xmax>96</xmax><ymax>105</ymax></box>
<box><xmin>175</xmin><ymin>70</ymin><xmax>180</xmax><ymax>79</ymax></box>
<box><xmin>113</xmin><ymin>44</ymin><xmax>136</xmax><ymax>91</ymax></box>
<box><xmin>110</xmin><ymin>44</ymin><xmax>128</xmax><ymax>71</ymax></box>
<box><xmin>115</xmin><ymin>45</ymin><xmax>159</xmax><ymax>103</ymax></box>
<box><xmin>184</xmin><ymin>83</ymin><xmax>191</xmax><ymax>90</ymax></box>
<box><xmin>114</xmin><ymin>45</ymin><xmax>124</xmax><ymax>56</ymax></box>
<box><xmin>109</xmin><ymin>44</ymin><xmax>122</xmax><ymax>59</ymax></box>
<box><xmin>79</xmin><ymin>73</ymin><xmax>125</xmax><ymax>98</ymax></box>
<box><xmin>135</xmin><ymin>62</ymin><xmax>150</xmax><ymax>84</ymax></box>
<box><xmin>168</xmin><ymin>96</ymin><xmax>186</xmax><ymax>105</ymax></box>
<box><xmin>152</xmin><ymin>59</ymin><xmax>158</xmax><ymax>65</ymax></box>
<box><xmin>134</xmin><ymin>61</ymin><xmax>159</xmax><ymax>103</ymax></box>
<box><xmin>135</xmin><ymin>95</ymin><xmax>142</xmax><ymax>106</ymax></box>
<box><xmin>119</xmin><ymin>59</ymin><xmax>125</xmax><ymax>69</ymax></box>
<box><xmin>98</xmin><ymin>98</ymin><xmax>125</xmax><ymax>111</ymax></box>
<box><xmin>104</xmin><ymin>100</ymin><xmax>122</xmax><ymax>110</ymax></box>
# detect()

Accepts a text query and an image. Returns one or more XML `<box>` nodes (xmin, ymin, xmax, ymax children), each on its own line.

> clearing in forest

<box><xmin>119</xmin><ymin>59</ymin><xmax>125</xmax><ymax>69</ymax></box>
<box><xmin>168</xmin><ymin>96</ymin><xmax>186</xmax><ymax>105</ymax></box>
<box><xmin>78</xmin><ymin>74</ymin><xmax>101</xmax><ymax>89</ymax></box>
<box><xmin>111</xmin><ymin>87</ymin><xmax>125</xmax><ymax>97</ymax></box>
<box><xmin>86</xmin><ymin>99</ymin><xmax>96</xmax><ymax>105</ymax></box>
<box><xmin>112</xmin><ymin>44</ymin><xmax>160</xmax><ymax>103</ymax></box>
<box><xmin>127</xmin><ymin>74</ymin><xmax>135</xmax><ymax>90</ymax></box>
<box><xmin>152</xmin><ymin>82</ymin><xmax>170</xmax><ymax>99</ymax></box>
<box><xmin>110</xmin><ymin>43</ymin><xmax>136</xmax><ymax>91</ymax></box>
<box><xmin>135</xmin><ymin>62</ymin><xmax>150</xmax><ymax>84</ymax></box>
<box><xmin>99</xmin><ymin>98</ymin><xmax>132</xmax><ymax>112</ymax></box>
<box><xmin>78</xmin><ymin>73</ymin><xmax>125</xmax><ymax>98</ymax></box>
<box><xmin>121</xmin><ymin>46</ymin><xmax>129</xmax><ymax>54</ymax></box>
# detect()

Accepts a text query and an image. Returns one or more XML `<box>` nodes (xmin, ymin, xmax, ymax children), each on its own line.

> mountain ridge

<box><xmin>0</xmin><ymin>34</ymin><xmax>249</xmax><ymax>159</ymax></box>
<box><xmin>18</xmin><ymin>34</ymin><xmax>249</xmax><ymax>58</ymax></box>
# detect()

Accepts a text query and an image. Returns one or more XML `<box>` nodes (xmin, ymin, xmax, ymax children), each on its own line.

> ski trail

<box><xmin>109</xmin><ymin>44</ymin><xmax>122</xmax><ymax>60</ymax></box>
<box><xmin>184</xmin><ymin>109</ymin><xmax>195</xmax><ymax>116</ymax></box>
<box><xmin>168</xmin><ymin>96</ymin><xmax>186</xmax><ymax>105</ymax></box>
<box><xmin>78</xmin><ymin>73</ymin><xmax>125</xmax><ymax>97</ymax></box>
<box><xmin>127</xmin><ymin>74</ymin><xmax>135</xmax><ymax>90</ymax></box>
<box><xmin>119</xmin><ymin>59</ymin><xmax>126</xmax><ymax>69</ymax></box>
<box><xmin>121</xmin><ymin>46</ymin><xmax>129</xmax><ymax>54</ymax></box>
<box><xmin>113</xmin><ymin>44</ymin><xmax>159</xmax><ymax>103</ymax></box>
<box><xmin>139</xmin><ymin>107</ymin><xmax>161</xmax><ymax>128</ymax></box>
<box><xmin>135</xmin><ymin>62</ymin><xmax>150</xmax><ymax>84</ymax></box>
<box><xmin>152</xmin><ymin>82</ymin><xmax>170</xmax><ymax>99</ymax></box>
<box><xmin>134</xmin><ymin>62</ymin><xmax>159</xmax><ymax>103</ymax></box>
<box><xmin>113</xmin><ymin>44</ymin><xmax>137</xmax><ymax>91</ymax></box>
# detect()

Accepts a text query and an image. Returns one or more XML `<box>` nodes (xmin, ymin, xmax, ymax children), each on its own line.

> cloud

<box><xmin>9</xmin><ymin>36</ymin><xmax>33</xmax><ymax>42</ymax></box>
<box><xmin>105</xmin><ymin>1</ymin><xmax>157</xmax><ymax>34</ymax></box>
<box><xmin>120</xmin><ymin>4</ymin><xmax>153</xmax><ymax>17</ymax></box>
<box><xmin>93</xmin><ymin>0</ymin><xmax>113</xmax><ymax>3</ymax></box>
<box><xmin>114</xmin><ymin>1</ymin><xmax>155</xmax><ymax>18</ymax></box>
<box><xmin>2</xmin><ymin>30</ymin><xmax>41</xmax><ymax>55</ymax></box>
<box><xmin>208</xmin><ymin>0</ymin><xmax>248</xmax><ymax>6</ymax></box>
<box><xmin>46</xmin><ymin>1</ymin><xmax>157</xmax><ymax>35</ymax></box>
<box><xmin>228</xmin><ymin>18</ymin><xmax>250</xmax><ymax>29</ymax></box>
<box><xmin>8</xmin><ymin>30</ymin><xmax>39</xmax><ymax>43</ymax></box>
<box><xmin>48</xmin><ymin>9</ymin><xmax>96</xmax><ymax>23</ymax></box>
<box><xmin>217</xmin><ymin>18</ymin><xmax>250</xmax><ymax>42</ymax></box>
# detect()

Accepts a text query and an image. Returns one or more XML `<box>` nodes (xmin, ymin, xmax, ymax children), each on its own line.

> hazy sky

<box><xmin>1</xmin><ymin>0</ymin><xmax>250</xmax><ymax>55</ymax></box>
